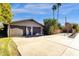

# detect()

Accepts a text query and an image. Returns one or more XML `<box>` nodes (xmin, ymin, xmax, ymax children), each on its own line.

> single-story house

<box><xmin>9</xmin><ymin>19</ymin><xmax>44</xmax><ymax>37</ymax></box>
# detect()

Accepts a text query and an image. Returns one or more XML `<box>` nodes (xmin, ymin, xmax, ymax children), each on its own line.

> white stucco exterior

<box><xmin>10</xmin><ymin>20</ymin><xmax>43</xmax><ymax>37</ymax></box>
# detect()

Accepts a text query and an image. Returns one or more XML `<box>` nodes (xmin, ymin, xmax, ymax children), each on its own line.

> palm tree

<box><xmin>56</xmin><ymin>3</ymin><xmax>61</xmax><ymax>20</ymax></box>
<box><xmin>52</xmin><ymin>4</ymin><xmax>57</xmax><ymax>19</ymax></box>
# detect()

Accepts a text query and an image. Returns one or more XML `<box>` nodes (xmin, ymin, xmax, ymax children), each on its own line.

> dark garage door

<box><xmin>33</xmin><ymin>27</ymin><xmax>41</xmax><ymax>35</ymax></box>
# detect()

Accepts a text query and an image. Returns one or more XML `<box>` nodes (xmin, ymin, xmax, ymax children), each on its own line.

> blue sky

<box><xmin>11</xmin><ymin>3</ymin><xmax>79</xmax><ymax>25</ymax></box>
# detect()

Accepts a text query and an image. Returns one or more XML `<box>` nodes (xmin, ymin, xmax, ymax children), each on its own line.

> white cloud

<box><xmin>24</xmin><ymin>3</ymin><xmax>53</xmax><ymax>9</ymax></box>
<box><xmin>12</xmin><ymin>8</ymin><xmax>27</xmax><ymax>13</ymax></box>
<box><xmin>12</xmin><ymin>3</ymin><xmax>53</xmax><ymax>15</ymax></box>
<box><xmin>12</xmin><ymin>8</ymin><xmax>48</xmax><ymax>14</ymax></box>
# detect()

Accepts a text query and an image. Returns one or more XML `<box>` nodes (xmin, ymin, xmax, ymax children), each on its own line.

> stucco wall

<box><xmin>10</xmin><ymin>20</ymin><xmax>43</xmax><ymax>37</ymax></box>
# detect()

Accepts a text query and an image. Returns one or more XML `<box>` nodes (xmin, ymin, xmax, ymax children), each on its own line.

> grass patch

<box><xmin>0</xmin><ymin>37</ymin><xmax>21</xmax><ymax>56</ymax></box>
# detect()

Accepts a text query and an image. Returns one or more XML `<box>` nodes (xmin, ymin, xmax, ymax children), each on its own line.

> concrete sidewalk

<box><xmin>12</xmin><ymin>34</ymin><xmax>79</xmax><ymax>56</ymax></box>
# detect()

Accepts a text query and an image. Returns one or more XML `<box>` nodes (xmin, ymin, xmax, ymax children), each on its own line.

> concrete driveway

<box><xmin>12</xmin><ymin>34</ymin><xmax>79</xmax><ymax>56</ymax></box>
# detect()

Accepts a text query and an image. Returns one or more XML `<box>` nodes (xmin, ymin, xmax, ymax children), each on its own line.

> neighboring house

<box><xmin>63</xmin><ymin>22</ymin><xmax>73</xmax><ymax>33</ymax></box>
<box><xmin>9</xmin><ymin>19</ymin><xmax>44</xmax><ymax>37</ymax></box>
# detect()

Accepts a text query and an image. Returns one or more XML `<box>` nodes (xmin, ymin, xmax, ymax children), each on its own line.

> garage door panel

<box><xmin>10</xmin><ymin>28</ymin><xmax>23</xmax><ymax>37</ymax></box>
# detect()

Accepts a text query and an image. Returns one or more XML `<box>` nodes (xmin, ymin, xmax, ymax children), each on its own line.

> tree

<box><xmin>43</xmin><ymin>18</ymin><xmax>53</xmax><ymax>35</ymax></box>
<box><xmin>76</xmin><ymin>25</ymin><xmax>79</xmax><ymax>32</ymax></box>
<box><xmin>43</xmin><ymin>18</ymin><xmax>60</xmax><ymax>35</ymax></box>
<box><xmin>56</xmin><ymin>3</ymin><xmax>61</xmax><ymax>20</ymax></box>
<box><xmin>58</xmin><ymin>23</ymin><xmax>63</xmax><ymax>30</ymax></box>
<box><xmin>0</xmin><ymin>3</ymin><xmax>13</xmax><ymax>24</ymax></box>
<box><xmin>52</xmin><ymin>3</ymin><xmax>61</xmax><ymax>20</ymax></box>
<box><xmin>52</xmin><ymin>5</ymin><xmax>57</xmax><ymax>19</ymax></box>
<box><xmin>0</xmin><ymin>3</ymin><xmax>13</xmax><ymax>37</ymax></box>
<box><xmin>49</xmin><ymin>24</ymin><xmax>59</xmax><ymax>34</ymax></box>
<box><xmin>72</xmin><ymin>23</ymin><xmax>79</xmax><ymax>32</ymax></box>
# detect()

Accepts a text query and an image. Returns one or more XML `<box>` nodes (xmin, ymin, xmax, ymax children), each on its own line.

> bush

<box><xmin>43</xmin><ymin>18</ymin><xmax>61</xmax><ymax>35</ymax></box>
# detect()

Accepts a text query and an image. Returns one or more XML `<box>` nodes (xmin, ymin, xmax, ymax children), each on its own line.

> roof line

<box><xmin>12</xmin><ymin>19</ymin><xmax>44</xmax><ymax>27</ymax></box>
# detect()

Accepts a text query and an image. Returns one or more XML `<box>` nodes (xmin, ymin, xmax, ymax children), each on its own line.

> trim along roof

<box><xmin>12</xmin><ymin>19</ymin><xmax>44</xmax><ymax>27</ymax></box>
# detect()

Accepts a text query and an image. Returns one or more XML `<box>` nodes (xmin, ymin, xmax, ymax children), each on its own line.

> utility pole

<box><xmin>64</xmin><ymin>16</ymin><xmax>67</xmax><ymax>36</ymax></box>
<box><xmin>65</xmin><ymin>16</ymin><xmax>67</xmax><ymax>24</ymax></box>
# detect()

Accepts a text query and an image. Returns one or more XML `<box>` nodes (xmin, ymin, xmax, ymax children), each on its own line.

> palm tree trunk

<box><xmin>53</xmin><ymin>10</ymin><xmax>55</xmax><ymax>19</ymax></box>
<box><xmin>57</xmin><ymin>8</ymin><xmax>59</xmax><ymax>21</ymax></box>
